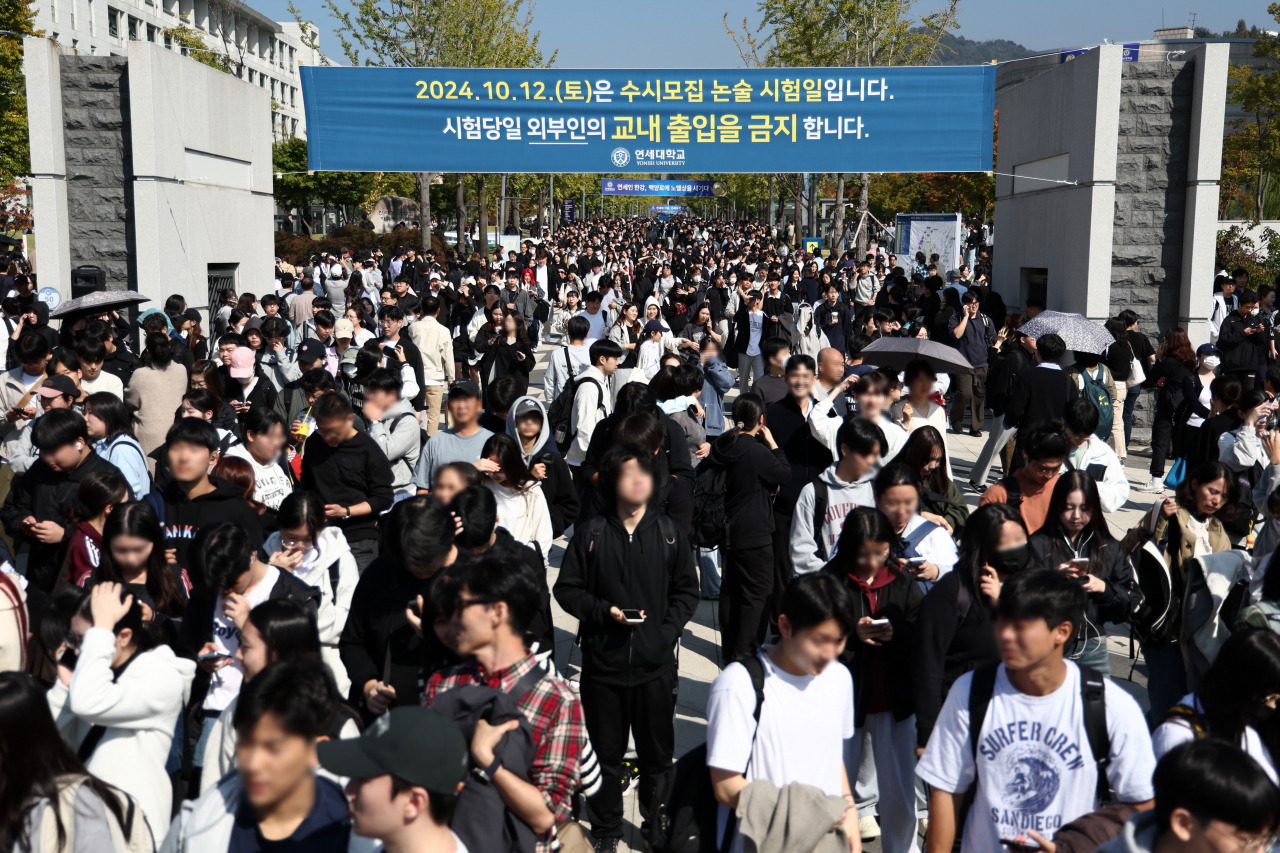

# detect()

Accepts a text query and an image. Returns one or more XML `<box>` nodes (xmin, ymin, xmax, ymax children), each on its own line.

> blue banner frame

<box><xmin>299</xmin><ymin>66</ymin><xmax>996</xmax><ymax>174</ymax></box>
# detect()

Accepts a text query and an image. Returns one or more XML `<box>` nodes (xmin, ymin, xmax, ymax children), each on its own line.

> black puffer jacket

<box><xmin>554</xmin><ymin>510</ymin><xmax>699</xmax><ymax>686</ymax></box>
<box><xmin>1029</xmin><ymin>530</ymin><xmax>1135</xmax><ymax>645</ymax></box>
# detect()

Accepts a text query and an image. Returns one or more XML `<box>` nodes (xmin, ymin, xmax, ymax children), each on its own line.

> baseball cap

<box><xmin>243</xmin><ymin>316</ymin><xmax>263</xmax><ymax>333</ymax></box>
<box><xmin>1196</xmin><ymin>343</ymin><xmax>1220</xmax><ymax>357</ymax></box>
<box><xmin>449</xmin><ymin>379</ymin><xmax>482</xmax><ymax>399</ymax></box>
<box><xmin>512</xmin><ymin>398</ymin><xmax>543</xmax><ymax>420</ymax></box>
<box><xmin>334</xmin><ymin>319</ymin><xmax>355</xmax><ymax>340</ymax></box>
<box><xmin>37</xmin><ymin>375</ymin><xmax>78</xmax><ymax>399</ymax></box>
<box><xmin>643</xmin><ymin>319</ymin><xmax>665</xmax><ymax>333</ymax></box>
<box><xmin>229</xmin><ymin>346</ymin><xmax>256</xmax><ymax>379</ymax></box>
<box><xmin>296</xmin><ymin>340</ymin><xmax>325</xmax><ymax>364</ymax></box>
<box><xmin>317</xmin><ymin>707</ymin><xmax>467</xmax><ymax>795</ymax></box>
<box><xmin>180</xmin><ymin>308</ymin><xmax>201</xmax><ymax>324</ymax></box>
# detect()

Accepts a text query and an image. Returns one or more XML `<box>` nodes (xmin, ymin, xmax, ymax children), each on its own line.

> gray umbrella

<box><xmin>1016</xmin><ymin>311</ymin><xmax>1115</xmax><ymax>354</ymax></box>
<box><xmin>861</xmin><ymin>337</ymin><xmax>975</xmax><ymax>375</ymax></box>
<box><xmin>49</xmin><ymin>290</ymin><xmax>151</xmax><ymax>319</ymax></box>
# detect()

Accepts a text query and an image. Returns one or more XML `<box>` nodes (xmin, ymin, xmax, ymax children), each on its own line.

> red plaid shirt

<box><xmin>424</xmin><ymin>654</ymin><xmax>584</xmax><ymax>853</ymax></box>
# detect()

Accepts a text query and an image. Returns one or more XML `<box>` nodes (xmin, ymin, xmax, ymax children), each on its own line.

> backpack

<box><xmin>813</xmin><ymin>479</ymin><xmax>830</xmax><ymax>562</ymax></box>
<box><xmin>548</xmin><ymin>347</ymin><xmax>604</xmax><ymax>452</ymax></box>
<box><xmin>39</xmin><ymin>775</ymin><xmax>154</xmax><ymax>853</ymax></box>
<box><xmin>1130</xmin><ymin>540</ymin><xmax>1177</xmax><ymax>647</ymax></box>
<box><xmin>689</xmin><ymin>456</ymin><xmax>732</xmax><ymax>550</ymax></box>
<box><xmin>647</xmin><ymin>654</ymin><xmax>766</xmax><ymax>853</ymax></box>
<box><xmin>1077</xmin><ymin>366</ymin><xmax>1114</xmax><ymax>440</ymax></box>
<box><xmin>968</xmin><ymin>661</ymin><xmax>1112</xmax><ymax>803</ymax></box>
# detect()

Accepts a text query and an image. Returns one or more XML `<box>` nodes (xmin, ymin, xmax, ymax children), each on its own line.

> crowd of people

<box><xmin>0</xmin><ymin>216</ymin><xmax>1277</xmax><ymax>853</ymax></box>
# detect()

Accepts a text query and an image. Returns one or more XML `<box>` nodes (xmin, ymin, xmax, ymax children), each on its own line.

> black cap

<box><xmin>450</xmin><ymin>379</ymin><xmax>482</xmax><ymax>399</ymax></box>
<box><xmin>37</xmin><ymin>374</ymin><xmax>79</xmax><ymax>399</ymax></box>
<box><xmin>317</xmin><ymin>707</ymin><xmax>468</xmax><ymax>795</ymax></box>
<box><xmin>180</xmin><ymin>308</ymin><xmax>201</xmax><ymax>324</ymax></box>
<box><xmin>296</xmin><ymin>340</ymin><xmax>326</xmax><ymax>364</ymax></box>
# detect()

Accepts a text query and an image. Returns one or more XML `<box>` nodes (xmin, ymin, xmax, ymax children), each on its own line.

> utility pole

<box><xmin>498</xmin><ymin>174</ymin><xmax>507</xmax><ymax>236</ymax></box>
<box><xmin>549</xmin><ymin>174</ymin><xmax>555</xmax><ymax>238</ymax></box>
<box><xmin>477</xmin><ymin>174</ymin><xmax>488</xmax><ymax>260</ymax></box>
<box><xmin>455</xmin><ymin>174</ymin><xmax>466</xmax><ymax>256</ymax></box>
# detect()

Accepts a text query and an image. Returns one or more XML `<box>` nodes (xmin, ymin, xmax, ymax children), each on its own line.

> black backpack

<box><xmin>547</xmin><ymin>347</ymin><xmax>604</xmax><ymax>453</ymax></box>
<box><xmin>1130</xmin><ymin>539</ymin><xmax>1176</xmax><ymax>647</ymax></box>
<box><xmin>689</xmin><ymin>456</ymin><xmax>732</xmax><ymax>549</ymax></box>
<box><xmin>647</xmin><ymin>654</ymin><xmax>766</xmax><ymax>853</ymax></box>
<box><xmin>967</xmin><ymin>661</ymin><xmax>1112</xmax><ymax>803</ymax></box>
<box><xmin>813</xmin><ymin>479</ymin><xmax>830</xmax><ymax>562</ymax></box>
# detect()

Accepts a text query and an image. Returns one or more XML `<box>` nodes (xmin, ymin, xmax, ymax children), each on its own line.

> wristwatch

<box><xmin>476</xmin><ymin>755</ymin><xmax>503</xmax><ymax>782</ymax></box>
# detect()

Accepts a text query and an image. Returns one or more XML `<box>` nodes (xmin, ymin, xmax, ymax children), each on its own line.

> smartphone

<box><xmin>869</xmin><ymin>618</ymin><xmax>891</xmax><ymax>627</ymax></box>
<box><xmin>59</xmin><ymin>647</ymin><xmax>78</xmax><ymax>671</ymax></box>
<box><xmin>1069</xmin><ymin>558</ymin><xmax>1090</xmax><ymax>572</ymax></box>
<box><xmin>905</xmin><ymin>557</ymin><xmax>927</xmax><ymax>568</ymax></box>
<box><xmin>1001</xmin><ymin>839</ymin><xmax>1041</xmax><ymax>852</ymax></box>
<box><xmin>619</xmin><ymin>609</ymin><xmax>645</xmax><ymax>624</ymax></box>
<box><xmin>198</xmin><ymin>651</ymin><xmax>233</xmax><ymax>662</ymax></box>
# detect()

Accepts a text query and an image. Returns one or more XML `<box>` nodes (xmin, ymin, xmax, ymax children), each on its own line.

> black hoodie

<box><xmin>156</xmin><ymin>476</ymin><xmax>265</xmax><ymax>584</ymax></box>
<box><xmin>554</xmin><ymin>509</ymin><xmax>699</xmax><ymax>686</ymax></box>
<box><xmin>708</xmin><ymin>433</ymin><xmax>792</xmax><ymax>550</ymax></box>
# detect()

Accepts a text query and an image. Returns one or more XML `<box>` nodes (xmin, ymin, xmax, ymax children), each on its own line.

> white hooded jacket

<box><xmin>789</xmin><ymin>462</ymin><xmax>876</xmax><ymax>576</ymax></box>
<box><xmin>48</xmin><ymin>627</ymin><xmax>196</xmax><ymax>843</ymax></box>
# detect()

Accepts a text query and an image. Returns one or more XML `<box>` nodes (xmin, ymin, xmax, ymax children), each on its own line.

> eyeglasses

<box><xmin>1206</xmin><ymin>823</ymin><xmax>1280</xmax><ymax>853</ymax></box>
<box><xmin>434</xmin><ymin>596</ymin><xmax>496</xmax><ymax>623</ymax></box>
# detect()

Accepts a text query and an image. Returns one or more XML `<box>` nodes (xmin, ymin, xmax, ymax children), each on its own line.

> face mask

<box><xmin>989</xmin><ymin>543</ymin><xmax>1031</xmax><ymax>575</ymax></box>
<box><xmin>1203</xmin><ymin>355</ymin><xmax>1221</xmax><ymax>370</ymax></box>
<box><xmin>1251</xmin><ymin>703</ymin><xmax>1276</xmax><ymax>725</ymax></box>
<box><xmin>341</xmin><ymin>364</ymin><xmax>357</xmax><ymax>378</ymax></box>
<box><xmin>1252</xmin><ymin>308</ymin><xmax>1261</xmax><ymax>316</ymax></box>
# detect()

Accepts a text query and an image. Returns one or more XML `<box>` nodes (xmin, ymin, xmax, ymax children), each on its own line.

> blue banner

<box><xmin>650</xmin><ymin>205</ymin><xmax>688</xmax><ymax>213</ymax></box>
<box><xmin>299</xmin><ymin>66</ymin><xmax>996</xmax><ymax>174</ymax></box>
<box><xmin>607</xmin><ymin>180</ymin><xmax>713</xmax><ymax>196</ymax></box>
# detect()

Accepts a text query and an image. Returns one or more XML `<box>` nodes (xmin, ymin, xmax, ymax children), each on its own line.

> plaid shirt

<box><xmin>424</xmin><ymin>653</ymin><xmax>584</xmax><ymax>853</ymax></box>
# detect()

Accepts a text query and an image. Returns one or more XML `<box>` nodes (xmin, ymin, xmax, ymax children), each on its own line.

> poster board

<box><xmin>894</xmin><ymin>214</ymin><xmax>962</xmax><ymax>275</ymax></box>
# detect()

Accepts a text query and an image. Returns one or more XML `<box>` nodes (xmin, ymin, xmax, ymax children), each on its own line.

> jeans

<box><xmin>1123</xmin><ymin>384</ymin><xmax>1141</xmax><ymax>446</ymax></box>
<box><xmin>698</xmin><ymin>547</ymin><xmax>722</xmax><ymax>598</ymax></box>
<box><xmin>970</xmin><ymin>419</ymin><xmax>1016</xmax><ymax>486</ymax></box>
<box><xmin>844</xmin><ymin>714</ymin><xmax>923</xmax><ymax>853</ymax></box>
<box><xmin>1068</xmin><ymin>633</ymin><xmax>1112</xmax><ymax>678</ymax></box>
<box><xmin>737</xmin><ymin>352</ymin><xmax>765</xmax><ymax>396</ymax></box>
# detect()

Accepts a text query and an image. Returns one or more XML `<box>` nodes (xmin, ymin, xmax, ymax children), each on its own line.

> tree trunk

<box><xmin>767</xmin><ymin>173</ymin><xmax>775</xmax><ymax>229</ymax></box>
<box><xmin>855</xmin><ymin>172</ymin><xmax>871</xmax><ymax>256</ymax></box>
<box><xmin>417</xmin><ymin>172</ymin><xmax>435</xmax><ymax>255</ymax></box>
<box><xmin>792</xmin><ymin>175</ymin><xmax>803</xmax><ymax>246</ymax></box>
<box><xmin>807</xmin><ymin>174</ymin><xmax>818</xmax><ymax>240</ymax></box>
<box><xmin>477</xmin><ymin>174</ymin><xmax>489</xmax><ymax>260</ymax></box>
<box><xmin>456</xmin><ymin>174</ymin><xmax>466</xmax><ymax>256</ymax></box>
<box><xmin>537</xmin><ymin>184</ymin><xmax>546</xmax><ymax>236</ymax></box>
<box><xmin>832</xmin><ymin>173</ymin><xmax>847</xmax><ymax>252</ymax></box>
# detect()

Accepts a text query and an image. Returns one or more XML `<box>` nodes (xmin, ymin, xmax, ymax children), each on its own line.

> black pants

<box><xmin>719</xmin><ymin>543</ymin><xmax>774</xmax><ymax>663</ymax></box>
<box><xmin>348</xmin><ymin>539</ymin><xmax>380</xmax><ymax>576</ymax></box>
<box><xmin>770</xmin><ymin>509</ymin><xmax>795</xmax><ymax>626</ymax></box>
<box><xmin>581</xmin><ymin>668</ymin><xmax>678</xmax><ymax>839</ymax></box>
<box><xmin>1150</xmin><ymin>414</ymin><xmax>1174</xmax><ymax>478</ymax></box>
<box><xmin>570</xmin><ymin>464</ymin><xmax>592</xmax><ymax>527</ymax></box>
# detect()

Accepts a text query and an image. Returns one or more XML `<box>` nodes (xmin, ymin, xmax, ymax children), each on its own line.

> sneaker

<box><xmin>592</xmin><ymin>838</ymin><xmax>619</xmax><ymax>853</ymax></box>
<box><xmin>1137</xmin><ymin>476</ymin><xmax>1165</xmax><ymax>493</ymax></box>
<box><xmin>859</xmin><ymin>815</ymin><xmax>881</xmax><ymax>840</ymax></box>
<box><xmin>969</xmin><ymin>429</ymin><xmax>982</xmax><ymax>438</ymax></box>
<box><xmin>620</xmin><ymin>759</ymin><xmax>640</xmax><ymax>795</ymax></box>
<box><xmin>968</xmin><ymin>480</ymin><xmax>985</xmax><ymax>493</ymax></box>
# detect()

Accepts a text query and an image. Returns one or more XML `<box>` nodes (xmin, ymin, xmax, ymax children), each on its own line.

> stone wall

<box><xmin>59</xmin><ymin>55</ymin><xmax>135</xmax><ymax>291</ymax></box>
<box><xmin>1109</xmin><ymin>59</ymin><xmax>1195</xmax><ymax>439</ymax></box>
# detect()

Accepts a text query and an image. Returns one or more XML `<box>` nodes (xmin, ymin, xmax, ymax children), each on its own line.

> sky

<box><xmin>257</xmin><ymin>0</ymin><xmax>1271</xmax><ymax>67</ymax></box>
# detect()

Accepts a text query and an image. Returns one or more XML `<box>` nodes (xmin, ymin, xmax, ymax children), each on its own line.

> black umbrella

<box><xmin>49</xmin><ymin>290</ymin><xmax>151</xmax><ymax>319</ymax></box>
<box><xmin>0</xmin><ymin>234</ymin><xmax>21</xmax><ymax>247</ymax></box>
<box><xmin>861</xmin><ymin>336</ymin><xmax>976</xmax><ymax>375</ymax></box>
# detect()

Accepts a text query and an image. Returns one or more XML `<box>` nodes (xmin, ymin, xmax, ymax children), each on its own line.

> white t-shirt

<box><xmin>746</xmin><ymin>311</ymin><xmax>764</xmax><ymax>357</ymax></box>
<box><xmin>1152</xmin><ymin>692</ymin><xmax>1278</xmax><ymax>784</ymax></box>
<box><xmin>576</xmin><ymin>309</ymin><xmax>608</xmax><ymax>341</ymax></box>
<box><xmin>227</xmin><ymin>445</ymin><xmax>293</xmax><ymax>511</ymax></box>
<box><xmin>203</xmin><ymin>565</ymin><xmax>280</xmax><ymax>711</ymax></box>
<box><xmin>707</xmin><ymin>646</ymin><xmax>854</xmax><ymax>847</ymax></box>
<box><xmin>917</xmin><ymin>663</ymin><xmax>1155</xmax><ymax>851</ymax></box>
<box><xmin>81</xmin><ymin>371</ymin><xmax>125</xmax><ymax>400</ymax></box>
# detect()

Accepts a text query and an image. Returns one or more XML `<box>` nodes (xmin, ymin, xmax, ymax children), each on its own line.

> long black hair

<box><xmin>1038</xmin><ymin>471</ymin><xmax>1114</xmax><ymax>579</ymax></box>
<box><xmin>829</xmin><ymin>506</ymin><xmax>897</xmax><ymax>577</ymax></box>
<box><xmin>97</xmin><ymin>501</ymin><xmax>187</xmax><ymax>619</ymax></box>
<box><xmin>246</xmin><ymin>599</ymin><xmax>322</xmax><ymax>659</ymax></box>
<box><xmin>1191</xmin><ymin>629</ymin><xmax>1280</xmax><ymax>763</ymax></box>
<box><xmin>896</xmin><ymin>426</ymin><xmax>950</xmax><ymax>494</ymax></box>
<box><xmin>715</xmin><ymin>392</ymin><xmax>767</xmax><ymax>452</ymax></box>
<box><xmin>84</xmin><ymin>392</ymin><xmax>134</xmax><ymax>442</ymax></box>
<box><xmin>957</xmin><ymin>504</ymin><xmax>1028</xmax><ymax>598</ymax></box>
<box><xmin>0</xmin><ymin>672</ymin><xmax>133</xmax><ymax>850</ymax></box>
<box><xmin>481</xmin><ymin>433</ymin><xmax>536</xmax><ymax>492</ymax></box>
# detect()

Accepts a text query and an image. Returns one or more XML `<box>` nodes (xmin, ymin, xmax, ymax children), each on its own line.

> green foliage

<box><xmin>273</xmin><ymin>138</ymin><xmax>377</xmax><ymax>234</ymax></box>
<box><xmin>1226</xmin><ymin>4</ymin><xmax>1280</xmax><ymax>224</ymax></box>
<box><xmin>1216</xmin><ymin>224</ymin><xmax>1280</xmax><ymax>284</ymax></box>
<box><xmin>925</xmin><ymin>29</ymin><xmax>1029</xmax><ymax>65</ymax></box>
<box><xmin>0</xmin><ymin>0</ymin><xmax>39</xmax><ymax>183</ymax></box>
<box><xmin>164</xmin><ymin>22</ymin><xmax>234</xmax><ymax>73</ymax></box>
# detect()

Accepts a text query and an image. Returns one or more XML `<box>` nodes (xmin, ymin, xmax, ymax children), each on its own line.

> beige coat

<box><xmin>406</xmin><ymin>314</ymin><xmax>455</xmax><ymax>384</ymax></box>
<box><xmin>124</xmin><ymin>360</ymin><xmax>188</xmax><ymax>469</ymax></box>
<box><xmin>0</xmin><ymin>367</ymin><xmax>43</xmax><ymax>459</ymax></box>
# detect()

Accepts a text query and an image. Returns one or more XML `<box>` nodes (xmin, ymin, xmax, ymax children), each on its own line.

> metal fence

<box><xmin>207</xmin><ymin>271</ymin><xmax>237</xmax><ymax>315</ymax></box>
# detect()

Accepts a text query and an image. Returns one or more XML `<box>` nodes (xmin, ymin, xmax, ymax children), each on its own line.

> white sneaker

<box><xmin>1137</xmin><ymin>476</ymin><xmax>1165</xmax><ymax>493</ymax></box>
<box><xmin>859</xmin><ymin>815</ymin><xmax>881</xmax><ymax>840</ymax></box>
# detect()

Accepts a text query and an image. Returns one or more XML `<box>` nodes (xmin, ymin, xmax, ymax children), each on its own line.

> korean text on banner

<box><xmin>299</xmin><ymin>66</ymin><xmax>996</xmax><ymax>174</ymax></box>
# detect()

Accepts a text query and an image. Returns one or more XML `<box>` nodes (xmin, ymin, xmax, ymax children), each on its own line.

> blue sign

<box><xmin>649</xmin><ymin>205</ymin><xmax>688</xmax><ymax>213</ymax></box>
<box><xmin>608</xmin><ymin>180</ymin><xmax>713</xmax><ymax>197</ymax></box>
<box><xmin>299</xmin><ymin>66</ymin><xmax>996</xmax><ymax>174</ymax></box>
<box><xmin>1060</xmin><ymin>43</ymin><xmax>1141</xmax><ymax>63</ymax></box>
<box><xmin>37</xmin><ymin>287</ymin><xmax>60</xmax><ymax>310</ymax></box>
<box><xmin>560</xmin><ymin>198</ymin><xmax>575</xmax><ymax>223</ymax></box>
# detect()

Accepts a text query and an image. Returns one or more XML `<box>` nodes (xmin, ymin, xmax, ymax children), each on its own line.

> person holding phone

<box><xmin>874</xmin><ymin>463</ymin><xmax>957</xmax><ymax>594</ymax></box>
<box><xmin>474</xmin><ymin>303</ymin><xmax>534</xmax><ymax>398</ymax></box>
<box><xmin>1028</xmin><ymin>471</ymin><xmax>1134</xmax><ymax>678</ymax></box>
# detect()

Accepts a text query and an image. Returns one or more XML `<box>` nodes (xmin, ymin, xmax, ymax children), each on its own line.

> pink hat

<box><xmin>229</xmin><ymin>346</ymin><xmax>256</xmax><ymax>379</ymax></box>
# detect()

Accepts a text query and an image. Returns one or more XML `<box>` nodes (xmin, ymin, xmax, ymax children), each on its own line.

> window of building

<box><xmin>69</xmin><ymin>2</ymin><xmax>75</xmax><ymax>29</ymax></box>
<box><xmin>248</xmin><ymin>69</ymin><xmax>255</xmax><ymax>83</ymax></box>
<box><xmin>269</xmin><ymin>78</ymin><xmax>275</xmax><ymax>98</ymax></box>
<box><xmin>147</xmin><ymin>23</ymin><xmax>157</xmax><ymax>41</ymax></box>
<box><xmin>88</xmin><ymin>0</ymin><xmax>95</xmax><ymax>35</ymax></box>
<box><xmin>71</xmin><ymin>38</ymin><xmax>78</xmax><ymax>49</ymax></box>
<box><xmin>127</xmin><ymin>15</ymin><xmax>137</xmax><ymax>39</ymax></box>
<box><xmin>108</xmin><ymin>7</ymin><xmax>118</xmax><ymax>36</ymax></box>
<box><xmin>290</xmin><ymin>118</ymin><xmax>297</xmax><ymax>136</ymax></box>
<box><xmin>290</xmin><ymin>86</ymin><xmax>295</xmax><ymax>107</ymax></box>
<box><xmin>288</xmin><ymin>46</ymin><xmax>294</xmax><ymax>71</ymax></box>
<box><xmin>163</xmin><ymin>30</ymin><xmax>171</xmax><ymax>48</ymax></box>
<box><xmin>268</xmin><ymin>39</ymin><xmax>274</xmax><ymax>62</ymax></box>
<box><xmin>49</xmin><ymin>0</ymin><xmax>57</xmax><ymax>24</ymax></box>
<box><xmin>259</xmin><ymin>74</ymin><xmax>265</xmax><ymax>87</ymax></box>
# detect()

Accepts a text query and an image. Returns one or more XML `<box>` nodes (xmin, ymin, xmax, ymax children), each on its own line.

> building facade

<box><xmin>31</xmin><ymin>0</ymin><xmax>326</xmax><ymax>140</ymax></box>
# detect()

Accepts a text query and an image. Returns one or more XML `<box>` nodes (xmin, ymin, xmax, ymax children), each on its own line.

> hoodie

<box><xmin>554</xmin><ymin>509</ymin><xmax>699</xmax><ymax>686</ymax></box>
<box><xmin>707</xmin><ymin>434</ymin><xmax>792</xmax><ymax>551</ymax></box>
<box><xmin>505</xmin><ymin>396</ymin><xmax>580</xmax><ymax>538</ymax></box>
<box><xmin>48</xmin><ymin>627</ymin><xmax>197</xmax><ymax>841</ymax></box>
<box><xmin>366</xmin><ymin>397</ymin><xmax>421</xmax><ymax>492</ymax></box>
<box><xmin>155</xmin><ymin>476</ymin><xmax>266</xmax><ymax>577</ymax></box>
<box><xmin>790</xmin><ymin>463</ymin><xmax>876</xmax><ymax>576</ymax></box>
<box><xmin>261</xmin><ymin>526</ymin><xmax>359</xmax><ymax>694</ymax></box>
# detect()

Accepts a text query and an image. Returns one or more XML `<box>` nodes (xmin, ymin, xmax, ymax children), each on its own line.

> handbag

<box><xmin>1126</xmin><ymin>347</ymin><xmax>1146</xmax><ymax>389</ymax></box>
<box><xmin>1163</xmin><ymin>457</ymin><xmax>1187</xmax><ymax>490</ymax></box>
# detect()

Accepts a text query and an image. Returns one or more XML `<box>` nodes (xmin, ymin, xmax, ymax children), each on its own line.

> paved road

<box><xmin>520</xmin><ymin>328</ymin><xmax>1161</xmax><ymax>851</ymax></box>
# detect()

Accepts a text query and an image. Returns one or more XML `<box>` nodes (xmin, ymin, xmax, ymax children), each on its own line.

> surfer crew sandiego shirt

<box><xmin>916</xmin><ymin>662</ymin><xmax>1155</xmax><ymax>851</ymax></box>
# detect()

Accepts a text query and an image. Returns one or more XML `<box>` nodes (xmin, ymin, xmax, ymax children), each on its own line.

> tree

<box><xmin>272</xmin><ymin>138</ymin><xmax>376</xmax><ymax>235</ymax></box>
<box><xmin>726</xmin><ymin>0</ymin><xmax>960</xmax><ymax>252</ymax></box>
<box><xmin>206</xmin><ymin>0</ymin><xmax>254</xmax><ymax>77</ymax></box>
<box><xmin>0</xmin><ymin>181</ymin><xmax>32</xmax><ymax>235</ymax></box>
<box><xmin>164</xmin><ymin>18</ymin><xmax>235</xmax><ymax>74</ymax></box>
<box><xmin>288</xmin><ymin>0</ymin><xmax>555</xmax><ymax>253</ymax></box>
<box><xmin>1226</xmin><ymin>3</ymin><xmax>1280</xmax><ymax>225</ymax></box>
<box><xmin>0</xmin><ymin>0</ymin><xmax>39</xmax><ymax>184</ymax></box>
